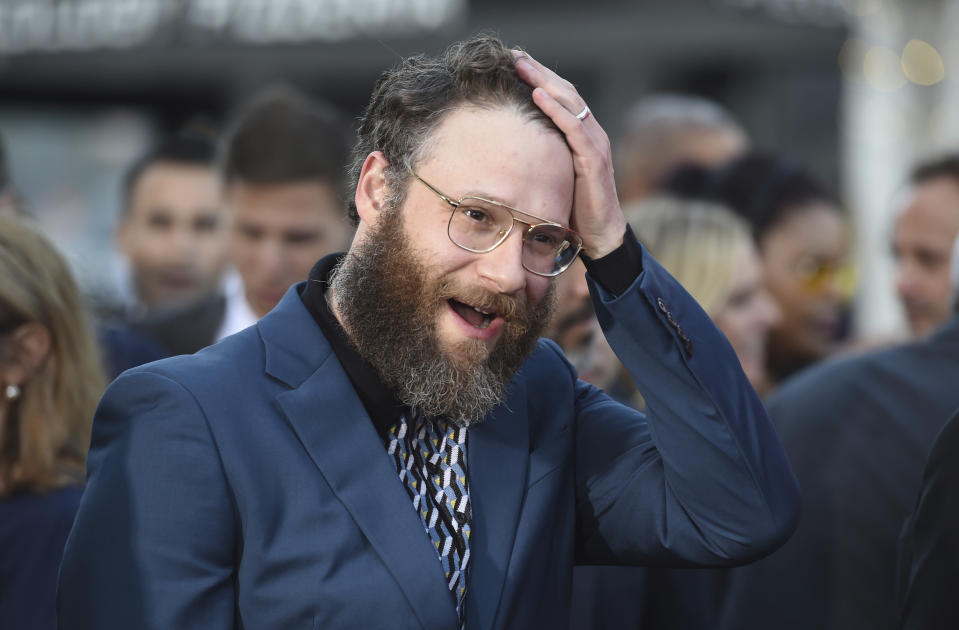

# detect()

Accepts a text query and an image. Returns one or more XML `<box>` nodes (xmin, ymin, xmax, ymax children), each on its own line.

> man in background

<box><xmin>115</xmin><ymin>130</ymin><xmax>231</xmax><ymax>357</ymax></box>
<box><xmin>893</xmin><ymin>153</ymin><xmax>959</xmax><ymax>337</ymax></box>
<box><xmin>614</xmin><ymin>93</ymin><xmax>748</xmax><ymax>205</ymax></box>
<box><xmin>216</xmin><ymin>86</ymin><xmax>354</xmax><ymax>338</ymax></box>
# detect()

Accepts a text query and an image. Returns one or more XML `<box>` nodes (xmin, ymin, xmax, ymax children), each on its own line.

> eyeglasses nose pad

<box><xmin>497</xmin><ymin>228</ymin><xmax>508</xmax><ymax>237</ymax></box>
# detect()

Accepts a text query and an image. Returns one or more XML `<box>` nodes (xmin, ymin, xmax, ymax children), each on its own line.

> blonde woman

<box><xmin>0</xmin><ymin>214</ymin><xmax>105</xmax><ymax>629</ymax></box>
<box><xmin>626</xmin><ymin>197</ymin><xmax>781</xmax><ymax>396</ymax></box>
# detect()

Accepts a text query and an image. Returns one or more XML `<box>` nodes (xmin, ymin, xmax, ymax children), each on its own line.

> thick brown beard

<box><xmin>329</xmin><ymin>205</ymin><xmax>555</xmax><ymax>426</ymax></box>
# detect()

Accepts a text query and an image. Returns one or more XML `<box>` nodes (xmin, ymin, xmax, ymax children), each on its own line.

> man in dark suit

<box><xmin>715</xmin><ymin>237</ymin><xmax>959</xmax><ymax>629</ymax></box>
<box><xmin>105</xmin><ymin>131</ymin><xmax>230</xmax><ymax>370</ymax></box>
<box><xmin>898</xmin><ymin>405</ymin><xmax>959</xmax><ymax>629</ymax></box>
<box><xmin>214</xmin><ymin>86</ymin><xmax>355</xmax><ymax>339</ymax></box>
<box><xmin>59</xmin><ymin>35</ymin><xmax>799</xmax><ymax>629</ymax></box>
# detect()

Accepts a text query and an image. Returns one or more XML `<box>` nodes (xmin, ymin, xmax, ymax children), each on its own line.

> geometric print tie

<box><xmin>388</xmin><ymin>413</ymin><xmax>471</xmax><ymax>625</ymax></box>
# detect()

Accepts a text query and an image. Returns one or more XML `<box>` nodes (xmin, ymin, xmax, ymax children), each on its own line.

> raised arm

<box><xmin>570</xmin><ymin>241</ymin><xmax>800</xmax><ymax>566</ymax></box>
<box><xmin>513</xmin><ymin>50</ymin><xmax>799</xmax><ymax>566</ymax></box>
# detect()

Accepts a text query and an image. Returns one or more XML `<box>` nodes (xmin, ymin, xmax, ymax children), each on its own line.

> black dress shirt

<box><xmin>898</xmin><ymin>405</ymin><xmax>959</xmax><ymax>630</ymax></box>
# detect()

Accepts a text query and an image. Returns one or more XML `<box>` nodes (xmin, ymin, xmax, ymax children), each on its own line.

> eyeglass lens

<box><xmin>448</xmin><ymin>196</ymin><xmax>580</xmax><ymax>275</ymax></box>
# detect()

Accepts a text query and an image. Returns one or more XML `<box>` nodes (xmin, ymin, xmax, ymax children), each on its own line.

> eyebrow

<box><xmin>459</xmin><ymin>189</ymin><xmax>568</xmax><ymax>227</ymax></box>
<box><xmin>411</xmin><ymin>168</ymin><xmax>572</xmax><ymax>229</ymax></box>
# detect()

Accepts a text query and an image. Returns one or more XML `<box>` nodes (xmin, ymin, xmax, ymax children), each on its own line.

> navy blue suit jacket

<box><xmin>59</xmin><ymin>247</ymin><xmax>799</xmax><ymax>629</ymax></box>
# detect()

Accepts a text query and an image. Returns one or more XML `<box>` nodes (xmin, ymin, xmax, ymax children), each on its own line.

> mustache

<box><xmin>438</xmin><ymin>281</ymin><xmax>522</xmax><ymax>321</ymax></box>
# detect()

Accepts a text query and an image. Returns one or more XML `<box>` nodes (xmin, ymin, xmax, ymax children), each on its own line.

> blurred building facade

<box><xmin>0</xmin><ymin>0</ymin><xmax>954</xmax><ymax>338</ymax></box>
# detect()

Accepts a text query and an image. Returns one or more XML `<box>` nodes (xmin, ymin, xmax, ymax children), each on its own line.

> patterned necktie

<box><xmin>388</xmin><ymin>413</ymin><xmax>471</xmax><ymax>623</ymax></box>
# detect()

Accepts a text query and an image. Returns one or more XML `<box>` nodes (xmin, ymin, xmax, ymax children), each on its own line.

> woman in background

<box><xmin>661</xmin><ymin>151</ymin><xmax>850</xmax><ymax>388</ymax></box>
<box><xmin>0</xmin><ymin>214</ymin><xmax>105</xmax><ymax>629</ymax></box>
<box><xmin>626</xmin><ymin>197</ymin><xmax>781</xmax><ymax>396</ymax></box>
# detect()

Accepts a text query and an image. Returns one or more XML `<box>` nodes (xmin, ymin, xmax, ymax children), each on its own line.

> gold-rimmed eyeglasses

<box><xmin>408</xmin><ymin>170</ymin><xmax>583</xmax><ymax>277</ymax></box>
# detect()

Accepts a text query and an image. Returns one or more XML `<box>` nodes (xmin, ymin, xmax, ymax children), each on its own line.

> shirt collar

<box><xmin>300</xmin><ymin>254</ymin><xmax>407</xmax><ymax>443</ymax></box>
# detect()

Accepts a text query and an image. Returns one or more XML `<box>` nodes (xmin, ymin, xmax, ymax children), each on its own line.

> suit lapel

<box><xmin>260</xmin><ymin>288</ymin><xmax>458</xmax><ymax>630</ymax></box>
<box><xmin>466</xmin><ymin>381</ymin><xmax>529</xmax><ymax>630</ymax></box>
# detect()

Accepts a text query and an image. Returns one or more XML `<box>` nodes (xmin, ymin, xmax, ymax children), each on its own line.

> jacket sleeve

<box><xmin>571</xmin><ymin>241</ymin><xmax>800</xmax><ymax>567</ymax></box>
<box><xmin>58</xmin><ymin>370</ymin><xmax>237</xmax><ymax>630</ymax></box>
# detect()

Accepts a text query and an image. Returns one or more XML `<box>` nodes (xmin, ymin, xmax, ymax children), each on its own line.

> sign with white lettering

<box><xmin>0</xmin><ymin>0</ymin><xmax>468</xmax><ymax>54</ymax></box>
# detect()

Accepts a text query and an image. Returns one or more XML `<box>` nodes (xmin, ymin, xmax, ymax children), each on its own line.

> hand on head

<box><xmin>512</xmin><ymin>50</ymin><xmax>627</xmax><ymax>259</ymax></box>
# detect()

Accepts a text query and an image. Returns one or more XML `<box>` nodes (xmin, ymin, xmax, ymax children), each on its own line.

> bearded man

<box><xmin>59</xmin><ymin>36</ymin><xmax>799</xmax><ymax>630</ymax></box>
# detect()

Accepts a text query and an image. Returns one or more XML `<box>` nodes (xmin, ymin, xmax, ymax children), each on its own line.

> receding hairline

<box><xmin>399</xmin><ymin>99</ymin><xmax>562</xmax><ymax>173</ymax></box>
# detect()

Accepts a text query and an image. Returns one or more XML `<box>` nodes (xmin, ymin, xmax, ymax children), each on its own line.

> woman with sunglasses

<box><xmin>661</xmin><ymin>151</ymin><xmax>851</xmax><ymax>390</ymax></box>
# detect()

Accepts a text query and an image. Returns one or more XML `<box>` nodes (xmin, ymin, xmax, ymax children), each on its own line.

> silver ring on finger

<box><xmin>575</xmin><ymin>105</ymin><xmax>591</xmax><ymax>121</ymax></box>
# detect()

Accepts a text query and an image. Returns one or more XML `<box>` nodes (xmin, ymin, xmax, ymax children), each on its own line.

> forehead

<box><xmin>416</xmin><ymin>105</ymin><xmax>575</xmax><ymax>225</ymax></box>
<box><xmin>129</xmin><ymin>162</ymin><xmax>217</xmax><ymax>212</ymax></box>
<box><xmin>898</xmin><ymin>178</ymin><xmax>959</xmax><ymax>240</ymax></box>
<box><xmin>764</xmin><ymin>203</ymin><xmax>846</xmax><ymax>256</ymax></box>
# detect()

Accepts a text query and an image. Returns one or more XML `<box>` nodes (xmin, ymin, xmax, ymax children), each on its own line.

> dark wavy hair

<box><xmin>659</xmin><ymin>151</ymin><xmax>841</xmax><ymax>242</ymax></box>
<box><xmin>221</xmin><ymin>85</ymin><xmax>351</xmax><ymax>197</ymax></box>
<box><xmin>121</xmin><ymin>128</ymin><xmax>217</xmax><ymax>217</ymax></box>
<box><xmin>910</xmin><ymin>153</ymin><xmax>959</xmax><ymax>186</ymax></box>
<box><xmin>346</xmin><ymin>33</ymin><xmax>557</xmax><ymax>225</ymax></box>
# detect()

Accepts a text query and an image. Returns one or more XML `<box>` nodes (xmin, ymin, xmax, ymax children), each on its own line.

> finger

<box><xmin>512</xmin><ymin>49</ymin><xmax>569</xmax><ymax>87</ymax></box>
<box><xmin>513</xmin><ymin>51</ymin><xmax>586</xmax><ymax>118</ymax></box>
<box><xmin>531</xmin><ymin>87</ymin><xmax>597</xmax><ymax>149</ymax></box>
<box><xmin>532</xmin><ymin>86</ymin><xmax>613</xmax><ymax>174</ymax></box>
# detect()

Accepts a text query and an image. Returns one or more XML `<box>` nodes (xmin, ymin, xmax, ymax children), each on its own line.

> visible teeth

<box><xmin>472</xmin><ymin>306</ymin><xmax>491</xmax><ymax>315</ymax></box>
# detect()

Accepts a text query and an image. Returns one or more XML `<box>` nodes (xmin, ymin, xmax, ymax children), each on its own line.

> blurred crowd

<box><xmin>2</xmin><ymin>65</ymin><xmax>959</xmax><ymax>629</ymax></box>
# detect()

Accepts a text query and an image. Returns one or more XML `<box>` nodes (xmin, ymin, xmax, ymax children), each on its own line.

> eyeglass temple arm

<box><xmin>407</xmin><ymin>168</ymin><xmax>459</xmax><ymax>209</ymax></box>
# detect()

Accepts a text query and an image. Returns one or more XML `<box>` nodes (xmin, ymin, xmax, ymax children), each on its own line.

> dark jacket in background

<box><xmin>715</xmin><ymin>316</ymin><xmax>959</xmax><ymax>630</ymax></box>
<box><xmin>898</xmin><ymin>406</ymin><xmax>959</xmax><ymax>630</ymax></box>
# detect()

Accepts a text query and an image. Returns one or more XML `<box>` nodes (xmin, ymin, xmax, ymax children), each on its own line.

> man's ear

<box><xmin>0</xmin><ymin>322</ymin><xmax>52</xmax><ymax>388</ymax></box>
<box><xmin>354</xmin><ymin>151</ymin><xmax>391</xmax><ymax>227</ymax></box>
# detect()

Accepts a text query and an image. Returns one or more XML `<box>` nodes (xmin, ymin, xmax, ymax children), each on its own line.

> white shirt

<box><xmin>214</xmin><ymin>271</ymin><xmax>259</xmax><ymax>341</ymax></box>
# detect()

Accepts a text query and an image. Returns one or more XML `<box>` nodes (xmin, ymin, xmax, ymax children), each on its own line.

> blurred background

<box><xmin>0</xmin><ymin>0</ymin><xmax>955</xmax><ymax>338</ymax></box>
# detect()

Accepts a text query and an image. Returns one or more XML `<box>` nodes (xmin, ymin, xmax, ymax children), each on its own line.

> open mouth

<box><xmin>449</xmin><ymin>299</ymin><xmax>497</xmax><ymax>329</ymax></box>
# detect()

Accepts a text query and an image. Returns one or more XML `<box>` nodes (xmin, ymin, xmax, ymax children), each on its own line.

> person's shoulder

<box><xmin>520</xmin><ymin>338</ymin><xmax>578</xmax><ymax>384</ymax></box>
<box><xmin>124</xmin><ymin>324</ymin><xmax>262</xmax><ymax>381</ymax></box>
<box><xmin>928</xmin><ymin>408</ymin><xmax>959</xmax><ymax>466</ymax></box>
<box><xmin>770</xmin><ymin>339</ymin><xmax>921</xmax><ymax>409</ymax></box>
<box><xmin>102</xmin><ymin>325</ymin><xmax>269</xmax><ymax>417</ymax></box>
<box><xmin>504</xmin><ymin>339</ymin><xmax>579</xmax><ymax>404</ymax></box>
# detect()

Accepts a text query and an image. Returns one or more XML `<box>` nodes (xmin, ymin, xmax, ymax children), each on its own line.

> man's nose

<box><xmin>165</xmin><ymin>227</ymin><xmax>195</xmax><ymax>261</ymax></box>
<box><xmin>895</xmin><ymin>260</ymin><xmax>919</xmax><ymax>298</ymax></box>
<box><xmin>476</xmin><ymin>229</ymin><xmax>528</xmax><ymax>295</ymax></box>
<box><xmin>253</xmin><ymin>239</ymin><xmax>286</xmax><ymax>279</ymax></box>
